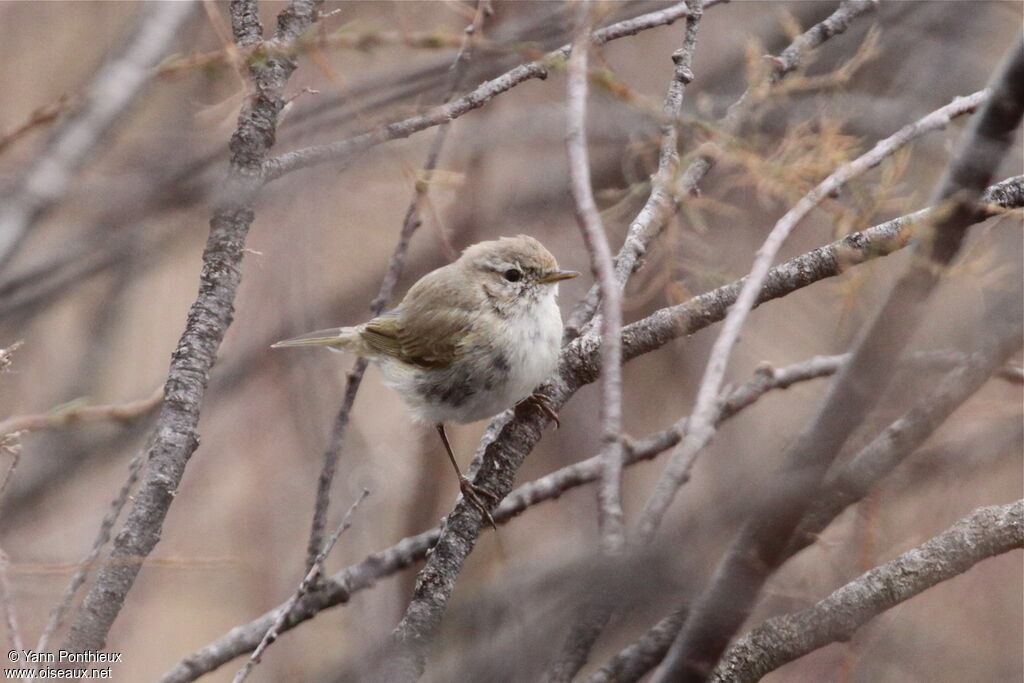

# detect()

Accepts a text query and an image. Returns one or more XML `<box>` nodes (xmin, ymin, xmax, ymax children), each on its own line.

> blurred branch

<box><xmin>0</xmin><ymin>387</ymin><xmax>163</xmax><ymax>437</ymax></box>
<box><xmin>655</xmin><ymin>36</ymin><xmax>1024</xmax><ymax>682</ymax></box>
<box><xmin>156</xmin><ymin>173</ymin><xmax>1024</xmax><ymax>682</ymax></box>
<box><xmin>303</xmin><ymin>0</ymin><xmax>490</xmax><ymax>573</ymax></box>
<box><xmin>261</xmin><ymin>0</ymin><xmax>725</xmax><ymax>182</ymax></box>
<box><xmin>61</xmin><ymin>0</ymin><xmax>325</xmax><ymax>654</ymax></box>
<box><xmin>0</xmin><ymin>95</ymin><xmax>74</xmax><ymax>157</ymax></box>
<box><xmin>232</xmin><ymin>489</ymin><xmax>369</xmax><ymax>683</ymax></box>
<box><xmin>564</xmin><ymin>0</ymin><xmax>878</xmax><ymax>338</ymax></box>
<box><xmin>711</xmin><ymin>500</ymin><xmax>1024</xmax><ymax>683</ymax></box>
<box><xmin>0</xmin><ymin>1</ymin><xmax>199</xmax><ymax>274</ymax></box>
<box><xmin>636</xmin><ymin>88</ymin><xmax>990</xmax><ymax>544</ymax></box>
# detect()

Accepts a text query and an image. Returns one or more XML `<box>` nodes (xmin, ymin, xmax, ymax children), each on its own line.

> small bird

<box><xmin>273</xmin><ymin>235</ymin><xmax>579</xmax><ymax>526</ymax></box>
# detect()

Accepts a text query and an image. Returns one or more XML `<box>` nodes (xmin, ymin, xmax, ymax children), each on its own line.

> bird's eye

<box><xmin>503</xmin><ymin>268</ymin><xmax>522</xmax><ymax>282</ymax></box>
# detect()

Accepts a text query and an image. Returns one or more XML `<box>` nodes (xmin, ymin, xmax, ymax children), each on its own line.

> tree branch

<box><xmin>61</xmin><ymin>0</ymin><xmax>324</xmax><ymax>654</ymax></box>
<box><xmin>0</xmin><ymin>387</ymin><xmax>163</xmax><ymax>437</ymax></box>
<box><xmin>711</xmin><ymin>500</ymin><xmax>1024</xmax><ymax>683</ymax></box>
<box><xmin>564</xmin><ymin>0</ymin><xmax>878</xmax><ymax>338</ymax></box>
<box><xmin>565</xmin><ymin>0</ymin><xmax>627</xmax><ymax>555</ymax></box>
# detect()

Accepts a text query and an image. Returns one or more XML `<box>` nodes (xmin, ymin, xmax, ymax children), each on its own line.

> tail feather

<box><xmin>271</xmin><ymin>326</ymin><xmax>362</xmax><ymax>351</ymax></box>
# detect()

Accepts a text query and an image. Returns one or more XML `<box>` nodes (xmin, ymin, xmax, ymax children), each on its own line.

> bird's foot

<box><xmin>459</xmin><ymin>476</ymin><xmax>499</xmax><ymax>532</ymax></box>
<box><xmin>522</xmin><ymin>392</ymin><xmax>560</xmax><ymax>429</ymax></box>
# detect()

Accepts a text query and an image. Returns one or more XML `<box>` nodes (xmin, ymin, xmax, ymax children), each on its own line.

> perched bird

<box><xmin>273</xmin><ymin>235</ymin><xmax>579</xmax><ymax>526</ymax></box>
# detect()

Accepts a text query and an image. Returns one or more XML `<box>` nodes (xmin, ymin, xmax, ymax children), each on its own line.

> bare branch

<box><xmin>0</xmin><ymin>1</ymin><xmax>199</xmax><ymax>273</ymax></box>
<box><xmin>261</xmin><ymin>1</ymin><xmax>727</xmax><ymax>182</ymax></box>
<box><xmin>636</xmin><ymin>88</ymin><xmax>990</xmax><ymax>544</ymax></box>
<box><xmin>232</xmin><ymin>489</ymin><xmax>369</xmax><ymax>683</ymax></box>
<box><xmin>566</xmin><ymin>0</ymin><xmax>626</xmax><ymax>554</ymax></box>
<box><xmin>0</xmin><ymin>387</ymin><xmax>163</xmax><ymax>437</ymax></box>
<box><xmin>711</xmin><ymin>500</ymin><xmax>1024</xmax><ymax>683</ymax></box>
<box><xmin>61</xmin><ymin>0</ymin><xmax>325</xmax><ymax>654</ymax></box>
<box><xmin>303</xmin><ymin>0</ymin><xmax>490</xmax><ymax>573</ymax></box>
<box><xmin>655</xmin><ymin>36</ymin><xmax>1024</xmax><ymax>682</ymax></box>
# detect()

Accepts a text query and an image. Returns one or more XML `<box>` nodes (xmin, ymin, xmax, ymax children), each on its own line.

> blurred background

<box><xmin>0</xmin><ymin>1</ymin><xmax>1020</xmax><ymax>681</ymax></box>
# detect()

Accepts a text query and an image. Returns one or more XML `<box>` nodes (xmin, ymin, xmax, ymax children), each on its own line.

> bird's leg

<box><xmin>520</xmin><ymin>392</ymin><xmax>560</xmax><ymax>429</ymax></box>
<box><xmin>436</xmin><ymin>424</ymin><xmax>498</xmax><ymax>532</ymax></box>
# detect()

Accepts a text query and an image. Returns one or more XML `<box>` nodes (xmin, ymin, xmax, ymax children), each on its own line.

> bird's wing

<box><xmin>361</xmin><ymin>268</ymin><xmax>474</xmax><ymax>369</ymax></box>
<box><xmin>362</xmin><ymin>307</ymin><xmax>471</xmax><ymax>369</ymax></box>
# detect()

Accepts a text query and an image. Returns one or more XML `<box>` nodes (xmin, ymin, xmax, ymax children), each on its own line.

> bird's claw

<box><xmin>459</xmin><ymin>476</ymin><xmax>498</xmax><ymax>531</ymax></box>
<box><xmin>524</xmin><ymin>392</ymin><xmax>560</xmax><ymax>429</ymax></box>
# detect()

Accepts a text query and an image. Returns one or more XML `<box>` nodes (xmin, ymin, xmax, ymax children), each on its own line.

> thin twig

<box><xmin>711</xmin><ymin>500</ymin><xmax>1024</xmax><ymax>683</ymax></box>
<box><xmin>0</xmin><ymin>386</ymin><xmax>163</xmax><ymax>437</ymax></box>
<box><xmin>566</xmin><ymin>0</ymin><xmax>626</xmax><ymax>554</ymax></box>
<box><xmin>35</xmin><ymin>451</ymin><xmax>147</xmax><ymax>657</ymax></box>
<box><xmin>232</xmin><ymin>489</ymin><xmax>369</xmax><ymax>683</ymax></box>
<box><xmin>635</xmin><ymin>88</ymin><xmax>990</xmax><ymax>544</ymax></box>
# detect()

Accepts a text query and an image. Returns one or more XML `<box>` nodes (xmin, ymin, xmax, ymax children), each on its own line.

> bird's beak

<box><xmin>539</xmin><ymin>269</ymin><xmax>580</xmax><ymax>284</ymax></box>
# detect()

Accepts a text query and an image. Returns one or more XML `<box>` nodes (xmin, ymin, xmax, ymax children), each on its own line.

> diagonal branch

<box><xmin>0</xmin><ymin>1</ymin><xmax>199</xmax><ymax>273</ymax></box>
<box><xmin>61</xmin><ymin>0</ymin><xmax>325</xmax><ymax>654</ymax></box>
<box><xmin>711</xmin><ymin>500</ymin><xmax>1024</xmax><ymax>683</ymax></box>
<box><xmin>588</xmin><ymin>295</ymin><xmax>1023</xmax><ymax>683</ymax></box>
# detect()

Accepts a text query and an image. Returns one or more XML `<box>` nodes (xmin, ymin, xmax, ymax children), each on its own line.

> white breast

<box><xmin>498</xmin><ymin>289</ymin><xmax>562</xmax><ymax>406</ymax></box>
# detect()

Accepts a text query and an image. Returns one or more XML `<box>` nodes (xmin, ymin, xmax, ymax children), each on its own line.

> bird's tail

<box><xmin>271</xmin><ymin>326</ymin><xmax>363</xmax><ymax>353</ymax></box>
